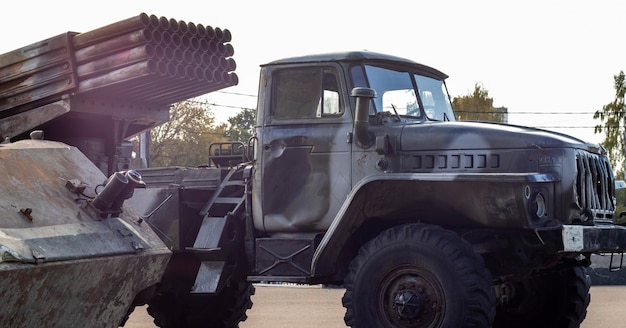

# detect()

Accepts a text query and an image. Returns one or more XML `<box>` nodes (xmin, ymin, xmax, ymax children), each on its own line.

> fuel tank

<box><xmin>0</xmin><ymin>139</ymin><xmax>171</xmax><ymax>327</ymax></box>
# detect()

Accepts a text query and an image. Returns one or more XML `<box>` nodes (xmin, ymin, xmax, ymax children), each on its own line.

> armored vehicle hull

<box><xmin>0</xmin><ymin>140</ymin><xmax>171</xmax><ymax>327</ymax></box>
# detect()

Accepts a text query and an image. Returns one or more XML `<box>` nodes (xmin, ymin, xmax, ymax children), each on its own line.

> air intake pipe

<box><xmin>351</xmin><ymin>87</ymin><xmax>376</xmax><ymax>148</ymax></box>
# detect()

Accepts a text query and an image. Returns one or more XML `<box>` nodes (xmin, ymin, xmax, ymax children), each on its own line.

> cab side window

<box><xmin>273</xmin><ymin>67</ymin><xmax>342</xmax><ymax>120</ymax></box>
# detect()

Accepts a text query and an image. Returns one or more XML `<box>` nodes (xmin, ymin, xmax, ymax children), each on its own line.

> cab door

<box><xmin>254</xmin><ymin>65</ymin><xmax>352</xmax><ymax>233</ymax></box>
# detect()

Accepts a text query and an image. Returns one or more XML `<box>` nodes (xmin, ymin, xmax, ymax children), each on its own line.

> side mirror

<box><xmin>351</xmin><ymin>87</ymin><xmax>376</xmax><ymax>148</ymax></box>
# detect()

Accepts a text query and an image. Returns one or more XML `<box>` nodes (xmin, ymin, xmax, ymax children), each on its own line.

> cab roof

<box><xmin>262</xmin><ymin>51</ymin><xmax>448</xmax><ymax>80</ymax></box>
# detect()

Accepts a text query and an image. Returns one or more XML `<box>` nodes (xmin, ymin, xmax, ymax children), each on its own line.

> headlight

<box><xmin>532</xmin><ymin>192</ymin><xmax>546</xmax><ymax>218</ymax></box>
<box><xmin>525</xmin><ymin>185</ymin><xmax>548</xmax><ymax>222</ymax></box>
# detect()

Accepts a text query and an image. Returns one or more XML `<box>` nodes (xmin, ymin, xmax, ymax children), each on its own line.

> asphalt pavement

<box><xmin>125</xmin><ymin>284</ymin><xmax>626</xmax><ymax>327</ymax></box>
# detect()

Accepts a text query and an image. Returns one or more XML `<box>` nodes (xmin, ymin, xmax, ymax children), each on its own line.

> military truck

<box><xmin>3</xmin><ymin>13</ymin><xmax>626</xmax><ymax>328</ymax></box>
<box><xmin>129</xmin><ymin>50</ymin><xmax>626</xmax><ymax>328</ymax></box>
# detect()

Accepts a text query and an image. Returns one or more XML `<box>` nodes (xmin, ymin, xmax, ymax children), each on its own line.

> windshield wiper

<box><xmin>390</xmin><ymin>104</ymin><xmax>401</xmax><ymax>122</ymax></box>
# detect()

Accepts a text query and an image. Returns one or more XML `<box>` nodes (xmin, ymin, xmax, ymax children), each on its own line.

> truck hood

<box><xmin>400</xmin><ymin>121</ymin><xmax>604</xmax><ymax>154</ymax></box>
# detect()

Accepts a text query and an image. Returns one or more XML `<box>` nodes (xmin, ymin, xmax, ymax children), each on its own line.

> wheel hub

<box><xmin>394</xmin><ymin>289</ymin><xmax>423</xmax><ymax>319</ymax></box>
<box><xmin>380</xmin><ymin>267</ymin><xmax>445</xmax><ymax>327</ymax></box>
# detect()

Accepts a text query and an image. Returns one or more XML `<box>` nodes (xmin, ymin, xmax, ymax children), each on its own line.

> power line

<box><xmin>173</xmin><ymin>99</ymin><xmax>623</xmax><ymax>129</ymax></box>
<box><xmin>455</xmin><ymin>110</ymin><xmax>606</xmax><ymax>115</ymax></box>
<box><xmin>208</xmin><ymin>103</ymin><xmax>255</xmax><ymax>110</ymax></box>
<box><xmin>216</xmin><ymin>90</ymin><xmax>257</xmax><ymax>98</ymax></box>
<box><xmin>183</xmin><ymin>94</ymin><xmax>611</xmax><ymax>115</ymax></box>
<box><xmin>178</xmin><ymin>98</ymin><xmax>255</xmax><ymax>111</ymax></box>
<box><xmin>530</xmin><ymin>126</ymin><xmax>604</xmax><ymax>129</ymax></box>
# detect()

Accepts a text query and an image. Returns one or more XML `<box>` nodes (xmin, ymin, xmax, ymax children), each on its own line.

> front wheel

<box><xmin>342</xmin><ymin>224</ymin><xmax>495</xmax><ymax>327</ymax></box>
<box><xmin>493</xmin><ymin>266</ymin><xmax>590</xmax><ymax>328</ymax></box>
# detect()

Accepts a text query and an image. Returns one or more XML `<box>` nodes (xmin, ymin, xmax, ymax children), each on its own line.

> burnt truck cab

<box><xmin>252</xmin><ymin>51</ymin><xmax>626</xmax><ymax>281</ymax></box>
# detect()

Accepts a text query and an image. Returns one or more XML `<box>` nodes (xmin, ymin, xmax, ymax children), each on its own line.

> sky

<box><xmin>2</xmin><ymin>0</ymin><xmax>624</xmax><ymax>144</ymax></box>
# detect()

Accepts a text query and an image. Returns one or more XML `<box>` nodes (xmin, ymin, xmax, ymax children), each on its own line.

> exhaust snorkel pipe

<box><xmin>351</xmin><ymin>87</ymin><xmax>376</xmax><ymax>148</ymax></box>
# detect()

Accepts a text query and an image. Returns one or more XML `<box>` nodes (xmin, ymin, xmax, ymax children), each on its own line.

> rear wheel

<box><xmin>147</xmin><ymin>281</ymin><xmax>255</xmax><ymax>328</ymax></box>
<box><xmin>342</xmin><ymin>224</ymin><xmax>495</xmax><ymax>327</ymax></box>
<box><xmin>493</xmin><ymin>266</ymin><xmax>590</xmax><ymax>328</ymax></box>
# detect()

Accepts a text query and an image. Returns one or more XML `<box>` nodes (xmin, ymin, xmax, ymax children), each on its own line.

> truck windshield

<box><xmin>358</xmin><ymin>65</ymin><xmax>455</xmax><ymax>121</ymax></box>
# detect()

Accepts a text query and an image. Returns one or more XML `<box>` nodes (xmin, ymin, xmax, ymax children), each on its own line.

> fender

<box><xmin>311</xmin><ymin>171</ymin><xmax>558</xmax><ymax>276</ymax></box>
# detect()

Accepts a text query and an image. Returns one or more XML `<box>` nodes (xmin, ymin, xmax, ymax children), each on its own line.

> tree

<box><xmin>150</xmin><ymin>99</ymin><xmax>227</xmax><ymax>167</ymax></box>
<box><xmin>453</xmin><ymin>83</ymin><xmax>507</xmax><ymax>123</ymax></box>
<box><xmin>593</xmin><ymin>71</ymin><xmax>626</xmax><ymax>224</ymax></box>
<box><xmin>594</xmin><ymin>70</ymin><xmax>626</xmax><ymax>178</ymax></box>
<box><xmin>225</xmin><ymin>107</ymin><xmax>256</xmax><ymax>142</ymax></box>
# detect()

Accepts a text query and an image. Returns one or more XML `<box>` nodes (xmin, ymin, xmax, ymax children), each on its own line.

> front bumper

<box><xmin>539</xmin><ymin>224</ymin><xmax>626</xmax><ymax>253</ymax></box>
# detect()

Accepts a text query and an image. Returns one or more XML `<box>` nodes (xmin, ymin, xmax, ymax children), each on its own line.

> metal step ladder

<box><xmin>190</xmin><ymin>164</ymin><xmax>247</xmax><ymax>251</ymax></box>
<box><xmin>186</xmin><ymin>164</ymin><xmax>249</xmax><ymax>294</ymax></box>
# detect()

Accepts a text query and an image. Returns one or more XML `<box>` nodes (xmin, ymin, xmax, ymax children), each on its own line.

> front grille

<box><xmin>575</xmin><ymin>150</ymin><xmax>615</xmax><ymax>222</ymax></box>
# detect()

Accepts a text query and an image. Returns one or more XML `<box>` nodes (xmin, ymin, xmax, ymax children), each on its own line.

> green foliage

<box><xmin>149</xmin><ymin>99</ymin><xmax>227</xmax><ymax>167</ymax></box>
<box><xmin>453</xmin><ymin>83</ymin><xmax>507</xmax><ymax>123</ymax></box>
<box><xmin>594</xmin><ymin>71</ymin><xmax>626</xmax><ymax>178</ymax></box>
<box><xmin>225</xmin><ymin>107</ymin><xmax>256</xmax><ymax>142</ymax></box>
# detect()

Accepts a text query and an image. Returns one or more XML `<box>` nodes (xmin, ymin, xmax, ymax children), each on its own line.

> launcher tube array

<box><xmin>0</xmin><ymin>13</ymin><xmax>237</xmax><ymax>116</ymax></box>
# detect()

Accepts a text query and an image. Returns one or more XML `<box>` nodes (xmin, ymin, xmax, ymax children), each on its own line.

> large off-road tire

<box><xmin>493</xmin><ymin>266</ymin><xmax>590</xmax><ymax>328</ymax></box>
<box><xmin>147</xmin><ymin>281</ymin><xmax>255</xmax><ymax>328</ymax></box>
<box><xmin>342</xmin><ymin>224</ymin><xmax>495</xmax><ymax>327</ymax></box>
